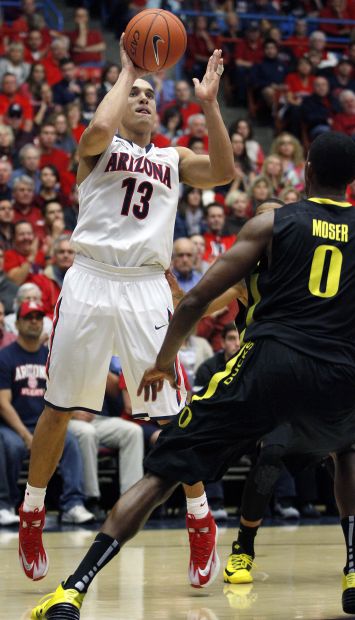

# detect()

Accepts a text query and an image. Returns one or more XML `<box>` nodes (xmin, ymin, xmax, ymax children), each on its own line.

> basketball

<box><xmin>124</xmin><ymin>9</ymin><xmax>187</xmax><ymax>72</ymax></box>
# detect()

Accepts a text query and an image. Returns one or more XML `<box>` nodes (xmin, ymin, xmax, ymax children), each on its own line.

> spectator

<box><xmin>20</xmin><ymin>62</ymin><xmax>46</xmax><ymax>106</ymax></box>
<box><xmin>225</xmin><ymin>189</ymin><xmax>249</xmax><ymax>233</ymax></box>
<box><xmin>0</xmin><ymin>124</ymin><xmax>15</xmax><ymax>162</ymax></box>
<box><xmin>232</xmin><ymin>24</ymin><xmax>264</xmax><ymax>104</ymax></box>
<box><xmin>4</xmin><ymin>103</ymin><xmax>35</xmax><ymax>160</ymax></box>
<box><xmin>333</xmin><ymin>89</ymin><xmax>355</xmax><ymax>136</ymax></box>
<box><xmin>35</xmin><ymin>165</ymin><xmax>68</xmax><ymax>211</ymax></box>
<box><xmin>319</xmin><ymin>0</ymin><xmax>352</xmax><ymax>37</ymax></box>
<box><xmin>11</xmin><ymin>144</ymin><xmax>41</xmax><ymax>193</ymax></box>
<box><xmin>285</xmin><ymin>19</ymin><xmax>309</xmax><ymax>59</ymax></box>
<box><xmin>67</xmin><ymin>6</ymin><xmax>106</xmax><ymax>66</ymax></box>
<box><xmin>270</xmin><ymin>132</ymin><xmax>305</xmax><ymax>189</ymax></box>
<box><xmin>247</xmin><ymin>175</ymin><xmax>273</xmax><ymax>215</ymax></box>
<box><xmin>187</xmin><ymin>136</ymin><xmax>207</xmax><ymax>155</ymax></box>
<box><xmin>195</xmin><ymin>322</ymin><xmax>240</xmax><ymax>390</ymax></box>
<box><xmin>0</xmin><ymin>433</ymin><xmax>19</xmax><ymax>525</ymax></box>
<box><xmin>221</xmin><ymin>11</ymin><xmax>242</xmax><ymax>68</ymax></box>
<box><xmin>281</xmin><ymin>55</ymin><xmax>315</xmax><ymax>136</ymax></box>
<box><xmin>308</xmin><ymin>31</ymin><xmax>338</xmax><ymax>70</ymax></box>
<box><xmin>0</xmin><ymin>73</ymin><xmax>33</xmax><ymax>132</ymax></box>
<box><xmin>150</xmin><ymin>69</ymin><xmax>176</xmax><ymax>113</ymax></box>
<box><xmin>203</xmin><ymin>203</ymin><xmax>237</xmax><ymax>263</ymax></box>
<box><xmin>250</xmin><ymin>38</ymin><xmax>288</xmax><ymax>112</ymax></box>
<box><xmin>0</xmin><ymin>300</ymin><xmax>95</xmax><ymax>523</ymax></box>
<box><xmin>185</xmin><ymin>16</ymin><xmax>217</xmax><ymax>81</ymax></box>
<box><xmin>261</xmin><ymin>154</ymin><xmax>285</xmax><ymax>195</ymax></box>
<box><xmin>24</xmin><ymin>28</ymin><xmax>46</xmax><ymax>63</ymax></box>
<box><xmin>171</xmin><ymin>237</ymin><xmax>202</xmax><ymax>293</ymax></box>
<box><xmin>179</xmin><ymin>330</ymin><xmax>213</xmax><ymax>393</ymax></box>
<box><xmin>150</xmin><ymin>113</ymin><xmax>171</xmax><ymax>148</ymax></box>
<box><xmin>98</xmin><ymin>63</ymin><xmax>120</xmax><ymax>102</ymax></box>
<box><xmin>0</xmin><ymin>42</ymin><xmax>30</xmax><ymax>87</ymax></box>
<box><xmin>66</xmin><ymin>101</ymin><xmax>86</xmax><ymax>145</ymax></box>
<box><xmin>0</xmin><ymin>248</ymin><xmax>18</xmax><ymax>314</ymax></box>
<box><xmin>161</xmin><ymin>80</ymin><xmax>202</xmax><ymax>130</ymax></box>
<box><xmin>189</xmin><ymin>233</ymin><xmax>210</xmax><ymax>275</ymax></box>
<box><xmin>12</xmin><ymin>175</ymin><xmax>44</xmax><ymax>236</ymax></box>
<box><xmin>328</xmin><ymin>56</ymin><xmax>355</xmax><ymax>99</ymax></box>
<box><xmin>38</xmin><ymin>234</ymin><xmax>73</xmax><ymax>314</ymax></box>
<box><xmin>230</xmin><ymin>132</ymin><xmax>255</xmax><ymax>189</ymax></box>
<box><xmin>267</xmin><ymin>25</ymin><xmax>296</xmax><ymax>67</ymax></box>
<box><xmin>0</xmin><ymin>199</ymin><xmax>14</xmax><ymax>250</ymax></box>
<box><xmin>230</xmin><ymin>117</ymin><xmax>264</xmax><ymax>171</ymax></box>
<box><xmin>68</xmin><ymin>379</ymin><xmax>144</xmax><ymax>520</ymax></box>
<box><xmin>81</xmin><ymin>83</ymin><xmax>98</xmax><ymax>125</ymax></box>
<box><xmin>176</xmin><ymin>113</ymin><xmax>209</xmax><ymax>150</ymax></box>
<box><xmin>52</xmin><ymin>58</ymin><xmax>84</xmax><ymax>107</ymax></box>
<box><xmin>178</xmin><ymin>187</ymin><xmax>205</xmax><ymax>236</ymax></box>
<box><xmin>160</xmin><ymin>106</ymin><xmax>184</xmax><ymax>143</ymax></box>
<box><xmin>0</xmin><ymin>159</ymin><xmax>12</xmax><ymax>201</ymax></box>
<box><xmin>38</xmin><ymin>122</ymin><xmax>70</xmax><ymax>174</ymax></box>
<box><xmin>301</xmin><ymin>75</ymin><xmax>338</xmax><ymax>140</ymax></box>
<box><xmin>33</xmin><ymin>82</ymin><xmax>56</xmax><ymax>128</ymax></box>
<box><xmin>41</xmin><ymin>37</ymin><xmax>70</xmax><ymax>87</ymax></box>
<box><xmin>53</xmin><ymin>113</ymin><xmax>77</xmax><ymax>155</ymax></box>
<box><xmin>4</xmin><ymin>282</ymin><xmax>52</xmax><ymax>340</ymax></box>
<box><xmin>0</xmin><ymin>300</ymin><xmax>16</xmax><ymax>349</ymax></box>
<box><xmin>4</xmin><ymin>221</ymin><xmax>45</xmax><ymax>286</ymax></box>
<box><xmin>279</xmin><ymin>186</ymin><xmax>302</xmax><ymax>203</ymax></box>
<box><xmin>11</xmin><ymin>0</ymin><xmax>42</xmax><ymax>36</ymax></box>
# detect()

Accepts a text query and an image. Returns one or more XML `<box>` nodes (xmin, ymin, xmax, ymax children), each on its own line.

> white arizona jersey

<box><xmin>71</xmin><ymin>136</ymin><xmax>180</xmax><ymax>268</ymax></box>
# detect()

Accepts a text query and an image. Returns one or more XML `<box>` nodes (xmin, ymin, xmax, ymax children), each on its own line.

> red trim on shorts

<box><xmin>46</xmin><ymin>296</ymin><xmax>62</xmax><ymax>379</ymax></box>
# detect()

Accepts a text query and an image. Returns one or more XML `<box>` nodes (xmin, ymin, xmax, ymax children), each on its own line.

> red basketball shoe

<box><xmin>186</xmin><ymin>511</ymin><xmax>220</xmax><ymax>588</ymax></box>
<box><xmin>19</xmin><ymin>504</ymin><xmax>49</xmax><ymax>581</ymax></box>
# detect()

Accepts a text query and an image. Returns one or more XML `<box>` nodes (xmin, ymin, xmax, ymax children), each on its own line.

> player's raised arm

<box><xmin>78</xmin><ymin>34</ymin><xmax>147</xmax><ymax>158</ymax></box>
<box><xmin>176</xmin><ymin>50</ymin><xmax>235</xmax><ymax>189</ymax></box>
<box><xmin>138</xmin><ymin>211</ymin><xmax>274</xmax><ymax>400</ymax></box>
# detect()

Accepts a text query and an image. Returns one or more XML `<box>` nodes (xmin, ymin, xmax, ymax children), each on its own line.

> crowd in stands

<box><xmin>0</xmin><ymin>0</ymin><xmax>353</xmax><ymax>526</ymax></box>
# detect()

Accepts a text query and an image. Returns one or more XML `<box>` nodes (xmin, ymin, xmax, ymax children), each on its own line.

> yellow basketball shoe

<box><xmin>223</xmin><ymin>542</ymin><xmax>254</xmax><ymax>584</ymax></box>
<box><xmin>31</xmin><ymin>582</ymin><xmax>85</xmax><ymax>619</ymax></box>
<box><xmin>342</xmin><ymin>572</ymin><xmax>355</xmax><ymax>614</ymax></box>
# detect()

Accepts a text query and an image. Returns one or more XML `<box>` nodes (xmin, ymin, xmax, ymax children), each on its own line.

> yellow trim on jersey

<box><xmin>308</xmin><ymin>197</ymin><xmax>352</xmax><ymax>208</ymax></box>
<box><xmin>191</xmin><ymin>341</ymin><xmax>254</xmax><ymax>402</ymax></box>
<box><xmin>246</xmin><ymin>273</ymin><xmax>261</xmax><ymax>329</ymax></box>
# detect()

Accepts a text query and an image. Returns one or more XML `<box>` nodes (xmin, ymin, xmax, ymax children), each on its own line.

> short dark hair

<box><xmin>222</xmin><ymin>322</ymin><xmax>237</xmax><ymax>339</ymax></box>
<box><xmin>308</xmin><ymin>132</ymin><xmax>355</xmax><ymax>189</ymax></box>
<box><xmin>59</xmin><ymin>58</ymin><xmax>74</xmax><ymax>68</ymax></box>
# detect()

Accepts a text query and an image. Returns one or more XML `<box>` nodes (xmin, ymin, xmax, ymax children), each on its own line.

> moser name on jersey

<box><xmin>15</xmin><ymin>364</ymin><xmax>47</xmax><ymax>382</ymax></box>
<box><xmin>104</xmin><ymin>153</ymin><xmax>172</xmax><ymax>188</ymax></box>
<box><xmin>312</xmin><ymin>218</ymin><xmax>348</xmax><ymax>242</ymax></box>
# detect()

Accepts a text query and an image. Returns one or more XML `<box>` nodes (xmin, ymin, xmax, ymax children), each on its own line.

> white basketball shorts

<box><xmin>45</xmin><ymin>255</ymin><xmax>186</xmax><ymax>419</ymax></box>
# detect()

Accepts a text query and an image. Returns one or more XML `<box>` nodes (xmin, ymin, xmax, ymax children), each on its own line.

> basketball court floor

<box><xmin>1</xmin><ymin>517</ymin><xmax>350</xmax><ymax>620</ymax></box>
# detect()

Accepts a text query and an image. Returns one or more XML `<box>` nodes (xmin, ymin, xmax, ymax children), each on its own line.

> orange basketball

<box><xmin>124</xmin><ymin>9</ymin><xmax>187</xmax><ymax>72</ymax></box>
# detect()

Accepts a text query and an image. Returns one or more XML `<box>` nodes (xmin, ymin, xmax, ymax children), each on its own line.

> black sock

<box><xmin>235</xmin><ymin>523</ymin><xmax>259</xmax><ymax>557</ymax></box>
<box><xmin>64</xmin><ymin>533</ymin><xmax>120</xmax><ymax>592</ymax></box>
<box><xmin>341</xmin><ymin>516</ymin><xmax>355</xmax><ymax>575</ymax></box>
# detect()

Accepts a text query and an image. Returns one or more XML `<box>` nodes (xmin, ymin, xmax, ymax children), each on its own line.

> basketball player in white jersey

<box><xmin>19</xmin><ymin>36</ymin><xmax>235</xmax><ymax>591</ymax></box>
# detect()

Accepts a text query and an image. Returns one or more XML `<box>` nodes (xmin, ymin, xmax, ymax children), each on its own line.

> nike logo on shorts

<box><xmin>155</xmin><ymin>323</ymin><xmax>168</xmax><ymax>330</ymax></box>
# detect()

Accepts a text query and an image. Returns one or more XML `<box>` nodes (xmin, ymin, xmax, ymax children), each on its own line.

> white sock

<box><xmin>186</xmin><ymin>493</ymin><xmax>209</xmax><ymax>519</ymax></box>
<box><xmin>23</xmin><ymin>483</ymin><xmax>46</xmax><ymax>512</ymax></box>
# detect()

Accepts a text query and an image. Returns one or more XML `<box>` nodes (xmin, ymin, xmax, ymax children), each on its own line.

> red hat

<box><xmin>17</xmin><ymin>301</ymin><xmax>45</xmax><ymax>319</ymax></box>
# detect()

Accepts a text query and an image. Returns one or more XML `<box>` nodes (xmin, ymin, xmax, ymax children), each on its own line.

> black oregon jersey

<box><xmin>245</xmin><ymin>198</ymin><xmax>355</xmax><ymax>366</ymax></box>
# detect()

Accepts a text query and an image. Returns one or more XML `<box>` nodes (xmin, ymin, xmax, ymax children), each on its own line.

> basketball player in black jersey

<box><xmin>31</xmin><ymin>131</ymin><xmax>355</xmax><ymax>619</ymax></box>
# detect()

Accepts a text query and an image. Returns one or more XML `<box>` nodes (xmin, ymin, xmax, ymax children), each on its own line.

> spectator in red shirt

<box><xmin>0</xmin><ymin>124</ymin><xmax>15</xmax><ymax>163</ymax></box>
<box><xmin>203</xmin><ymin>202</ymin><xmax>237</xmax><ymax>264</ymax></box>
<box><xmin>0</xmin><ymin>159</ymin><xmax>13</xmax><ymax>201</ymax></box>
<box><xmin>328</xmin><ymin>57</ymin><xmax>355</xmax><ymax>99</ymax></box>
<box><xmin>66</xmin><ymin>101</ymin><xmax>86</xmax><ymax>144</ymax></box>
<box><xmin>38</xmin><ymin>122</ymin><xmax>70</xmax><ymax>174</ymax></box>
<box><xmin>308</xmin><ymin>31</ymin><xmax>338</xmax><ymax>70</ymax></box>
<box><xmin>320</xmin><ymin>0</ymin><xmax>352</xmax><ymax>37</ymax></box>
<box><xmin>233</xmin><ymin>24</ymin><xmax>264</xmax><ymax>104</ymax></box>
<box><xmin>11</xmin><ymin>0</ymin><xmax>40</xmax><ymax>36</ymax></box>
<box><xmin>176</xmin><ymin>113</ymin><xmax>209</xmax><ymax>150</ymax></box>
<box><xmin>41</xmin><ymin>37</ymin><xmax>70</xmax><ymax>87</ymax></box>
<box><xmin>4</xmin><ymin>220</ymin><xmax>45</xmax><ymax>285</ymax></box>
<box><xmin>282</xmin><ymin>55</ymin><xmax>315</xmax><ymax>137</ymax></box>
<box><xmin>333</xmin><ymin>89</ymin><xmax>355</xmax><ymax>136</ymax></box>
<box><xmin>185</xmin><ymin>16</ymin><xmax>218</xmax><ymax>81</ymax></box>
<box><xmin>33</xmin><ymin>234</ymin><xmax>74</xmax><ymax>318</ymax></box>
<box><xmin>161</xmin><ymin>80</ymin><xmax>202</xmax><ymax>130</ymax></box>
<box><xmin>285</xmin><ymin>19</ymin><xmax>309</xmax><ymax>59</ymax></box>
<box><xmin>12</xmin><ymin>175</ymin><xmax>44</xmax><ymax>238</ymax></box>
<box><xmin>67</xmin><ymin>6</ymin><xmax>106</xmax><ymax>66</ymax></box>
<box><xmin>24</xmin><ymin>29</ymin><xmax>46</xmax><ymax>63</ymax></box>
<box><xmin>150</xmin><ymin>114</ymin><xmax>171</xmax><ymax>148</ymax></box>
<box><xmin>0</xmin><ymin>73</ymin><xmax>33</xmax><ymax>131</ymax></box>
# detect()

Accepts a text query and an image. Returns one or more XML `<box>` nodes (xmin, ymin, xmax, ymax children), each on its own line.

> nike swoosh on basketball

<box><xmin>20</xmin><ymin>546</ymin><xmax>34</xmax><ymax>572</ymax></box>
<box><xmin>155</xmin><ymin>323</ymin><xmax>168</xmax><ymax>330</ymax></box>
<box><xmin>152</xmin><ymin>34</ymin><xmax>164</xmax><ymax>65</ymax></box>
<box><xmin>198</xmin><ymin>548</ymin><xmax>216</xmax><ymax>577</ymax></box>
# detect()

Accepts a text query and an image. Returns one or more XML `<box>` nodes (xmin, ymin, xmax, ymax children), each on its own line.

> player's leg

<box><xmin>333</xmin><ymin>449</ymin><xmax>355</xmax><ymax>614</ymax></box>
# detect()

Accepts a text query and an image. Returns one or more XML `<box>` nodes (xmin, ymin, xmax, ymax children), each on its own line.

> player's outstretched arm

<box><xmin>176</xmin><ymin>50</ymin><xmax>235</xmax><ymax>189</ymax></box>
<box><xmin>78</xmin><ymin>34</ymin><xmax>148</xmax><ymax>159</ymax></box>
<box><xmin>138</xmin><ymin>211</ymin><xmax>274</xmax><ymax>401</ymax></box>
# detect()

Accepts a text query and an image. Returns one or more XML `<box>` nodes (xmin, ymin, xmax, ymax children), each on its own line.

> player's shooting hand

<box><xmin>193</xmin><ymin>49</ymin><xmax>224</xmax><ymax>103</ymax></box>
<box><xmin>138</xmin><ymin>364</ymin><xmax>177</xmax><ymax>402</ymax></box>
<box><xmin>119</xmin><ymin>33</ymin><xmax>149</xmax><ymax>79</ymax></box>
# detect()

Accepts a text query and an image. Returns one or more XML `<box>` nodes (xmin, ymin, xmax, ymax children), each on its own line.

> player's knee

<box><xmin>144</xmin><ymin>472</ymin><xmax>177</xmax><ymax>502</ymax></box>
<box><xmin>43</xmin><ymin>405</ymin><xmax>72</xmax><ymax>429</ymax></box>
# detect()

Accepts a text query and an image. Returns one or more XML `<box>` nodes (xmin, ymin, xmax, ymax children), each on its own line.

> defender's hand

<box><xmin>193</xmin><ymin>49</ymin><xmax>224</xmax><ymax>103</ymax></box>
<box><xmin>138</xmin><ymin>364</ymin><xmax>177</xmax><ymax>402</ymax></box>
